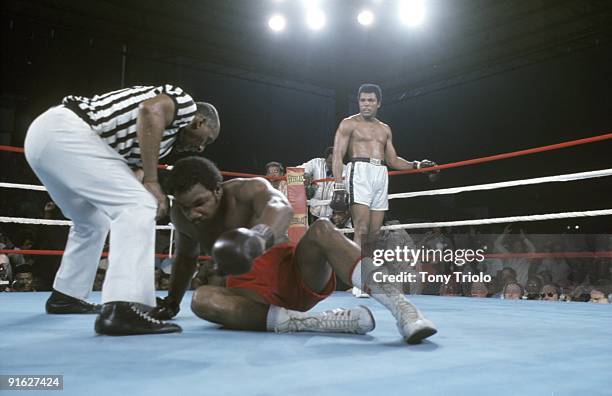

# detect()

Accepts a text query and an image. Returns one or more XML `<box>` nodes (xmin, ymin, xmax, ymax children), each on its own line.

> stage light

<box><xmin>268</xmin><ymin>14</ymin><xmax>287</xmax><ymax>32</ymax></box>
<box><xmin>306</xmin><ymin>9</ymin><xmax>326</xmax><ymax>30</ymax></box>
<box><xmin>399</xmin><ymin>0</ymin><xmax>425</xmax><ymax>27</ymax></box>
<box><xmin>357</xmin><ymin>10</ymin><xmax>375</xmax><ymax>26</ymax></box>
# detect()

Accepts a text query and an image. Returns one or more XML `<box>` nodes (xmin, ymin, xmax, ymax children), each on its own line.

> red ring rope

<box><xmin>2</xmin><ymin>132</ymin><xmax>611</xmax><ymax>183</ymax></box>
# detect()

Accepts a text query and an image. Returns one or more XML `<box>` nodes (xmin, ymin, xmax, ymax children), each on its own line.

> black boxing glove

<box><xmin>329</xmin><ymin>182</ymin><xmax>349</xmax><ymax>212</ymax></box>
<box><xmin>212</xmin><ymin>225</ymin><xmax>275</xmax><ymax>276</ymax></box>
<box><xmin>149</xmin><ymin>296</ymin><xmax>180</xmax><ymax>320</ymax></box>
<box><xmin>416</xmin><ymin>159</ymin><xmax>440</xmax><ymax>182</ymax></box>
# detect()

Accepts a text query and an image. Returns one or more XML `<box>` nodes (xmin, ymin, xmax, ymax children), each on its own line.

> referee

<box><xmin>24</xmin><ymin>84</ymin><xmax>220</xmax><ymax>335</ymax></box>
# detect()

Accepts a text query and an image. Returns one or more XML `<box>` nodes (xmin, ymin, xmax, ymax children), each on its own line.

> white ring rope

<box><xmin>308</xmin><ymin>168</ymin><xmax>612</xmax><ymax>207</ymax></box>
<box><xmin>338</xmin><ymin>209</ymin><xmax>612</xmax><ymax>233</ymax></box>
<box><xmin>3</xmin><ymin>209</ymin><xmax>611</xmax><ymax>234</ymax></box>
<box><xmin>0</xmin><ymin>182</ymin><xmax>47</xmax><ymax>191</ymax></box>
<box><xmin>0</xmin><ymin>216</ymin><xmax>173</xmax><ymax>230</ymax></box>
<box><xmin>2</xmin><ymin>169</ymin><xmax>610</xmax><ymax>237</ymax></box>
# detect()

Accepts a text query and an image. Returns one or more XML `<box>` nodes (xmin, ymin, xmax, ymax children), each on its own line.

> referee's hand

<box><xmin>143</xmin><ymin>181</ymin><xmax>169</xmax><ymax>220</ymax></box>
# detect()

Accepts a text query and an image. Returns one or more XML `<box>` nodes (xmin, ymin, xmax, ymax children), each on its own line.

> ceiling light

<box><xmin>399</xmin><ymin>0</ymin><xmax>425</xmax><ymax>27</ymax></box>
<box><xmin>357</xmin><ymin>10</ymin><xmax>375</xmax><ymax>26</ymax></box>
<box><xmin>268</xmin><ymin>14</ymin><xmax>287</xmax><ymax>32</ymax></box>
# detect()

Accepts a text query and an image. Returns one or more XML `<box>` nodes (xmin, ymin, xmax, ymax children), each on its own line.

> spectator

<box><xmin>537</xmin><ymin>241</ymin><xmax>571</xmax><ymax>286</ymax></box>
<box><xmin>494</xmin><ymin>224</ymin><xmax>535</xmax><ymax>287</ymax></box>
<box><xmin>570</xmin><ymin>285</ymin><xmax>592</xmax><ymax>302</ymax></box>
<box><xmin>500</xmin><ymin>267</ymin><xmax>517</xmax><ymax>284</ymax></box>
<box><xmin>540</xmin><ymin>284</ymin><xmax>559</xmax><ymax>301</ymax></box>
<box><xmin>12</xmin><ymin>264</ymin><xmax>35</xmax><ymax>291</ymax></box>
<box><xmin>421</xmin><ymin>227</ymin><xmax>453</xmax><ymax>251</ymax></box>
<box><xmin>524</xmin><ymin>276</ymin><xmax>543</xmax><ymax>300</ymax></box>
<box><xmin>502</xmin><ymin>281</ymin><xmax>524</xmax><ymax>300</ymax></box>
<box><xmin>8</xmin><ymin>230</ymin><xmax>36</xmax><ymax>274</ymax></box>
<box><xmin>330</xmin><ymin>210</ymin><xmax>352</xmax><ymax>229</ymax></box>
<box><xmin>265</xmin><ymin>161</ymin><xmax>288</xmax><ymax>196</ymax></box>
<box><xmin>470</xmin><ymin>281</ymin><xmax>489</xmax><ymax>298</ymax></box>
<box><xmin>0</xmin><ymin>251</ymin><xmax>12</xmax><ymax>291</ymax></box>
<box><xmin>590</xmin><ymin>289</ymin><xmax>609</xmax><ymax>304</ymax></box>
<box><xmin>299</xmin><ymin>147</ymin><xmax>345</xmax><ymax>220</ymax></box>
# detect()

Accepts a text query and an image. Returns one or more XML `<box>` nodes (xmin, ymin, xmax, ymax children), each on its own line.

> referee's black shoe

<box><xmin>46</xmin><ymin>289</ymin><xmax>101</xmax><ymax>314</ymax></box>
<box><xmin>94</xmin><ymin>302</ymin><xmax>182</xmax><ymax>335</ymax></box>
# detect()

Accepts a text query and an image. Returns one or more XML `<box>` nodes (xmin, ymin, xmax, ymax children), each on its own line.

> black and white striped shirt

<box><xmin>62</xmin><ymin>84</ymin><xmax>197</xmax><ymax>166</ymax></box>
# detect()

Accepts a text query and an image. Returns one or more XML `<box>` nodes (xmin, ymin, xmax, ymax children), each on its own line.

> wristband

<box><xmin>251</xmin><ymin>224</ymin><xmax>275</xmax><ymax>250</ymax></box>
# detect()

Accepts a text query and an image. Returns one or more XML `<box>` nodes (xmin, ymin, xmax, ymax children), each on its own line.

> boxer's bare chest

<box><xmin>349</xmin><ymin>121</ymin><xmax>388</xmax><ymax>156</ymax></box>
<box><xmin>193</xmin><ymin>198</ymin><xmax>255</xmax><ymax>253</ymax></box>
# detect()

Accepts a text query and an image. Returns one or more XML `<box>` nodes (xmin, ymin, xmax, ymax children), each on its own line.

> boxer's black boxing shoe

<box><xmin>46</xmin><ymin>289</ymin><xmax>102</xmax><ymax>314</ymax></box>
<box><xmin>95</xmin><ymin>302</ymin><xmax>182</xmax><ymax>335</ymax></box>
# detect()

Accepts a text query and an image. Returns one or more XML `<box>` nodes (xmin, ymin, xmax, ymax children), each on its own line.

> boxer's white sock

<box><xmin>266</xmin><ymin>305</ymin><xmax>290</xmax><ymax>331</ymax></box>
<box><xmin>350</xmin><ymin>261</ymin><xmax>370</xmax><ymax>298</ymax></box>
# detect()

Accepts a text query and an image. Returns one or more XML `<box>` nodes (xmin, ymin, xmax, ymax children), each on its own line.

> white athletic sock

<box><xmin>351</xmin><ymin>261</ymin><xmax>363</xmax><ymax>289</ymax></box>
<box><xmin>266</xmin><ymin>305</ymin><xmax>291</xmax><ymax>332</ymax></box>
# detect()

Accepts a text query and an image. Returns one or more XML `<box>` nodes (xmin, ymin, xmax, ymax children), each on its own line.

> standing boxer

<box><xmin>330</xmin><ymin>84</ymin><xmax>437</xmax><ymax>297</ymax></box>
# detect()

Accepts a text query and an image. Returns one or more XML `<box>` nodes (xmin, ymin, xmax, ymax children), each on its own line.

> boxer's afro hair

<box><xmin>166</xmin><ymin>156</ymin><xmax>223</xmax><ymax>194</ymax></box>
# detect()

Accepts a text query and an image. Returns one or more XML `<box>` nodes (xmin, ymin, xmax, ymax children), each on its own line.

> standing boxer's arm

<box><xmin>242</xmin><ymin>178</ymin><xmax>293</xmax><ymax>242</ymax></box>
<box><xmin>384</xmin><ymin>127</ymin><xmax>419</xmax><ymax>170</ymax></box>
<box><xmin>136</xmin><ymin>94</ymin><xmax>176</xmax><ymax>219</ymax></box>
<box><xmin>332</xmin><ymin>120</ymin><xmax>351</xmax><ymax>184</ymax></box>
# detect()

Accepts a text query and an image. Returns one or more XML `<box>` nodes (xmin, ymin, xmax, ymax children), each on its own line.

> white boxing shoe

<box><xmin>393</xmin><ymin>299</ymin><xmax>437</xmax><ymax>344</ymax></box>
<box><xmin>274</xmin><ymin>306</ymin><xmax>375</xmax><ymax>335</ymax></box>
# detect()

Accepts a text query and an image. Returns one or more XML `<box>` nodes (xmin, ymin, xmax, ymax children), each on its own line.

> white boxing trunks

<box><xmin>346</xmin><ymin>158</ymin><xmax>389</xmax><ymax>211</ymax></box>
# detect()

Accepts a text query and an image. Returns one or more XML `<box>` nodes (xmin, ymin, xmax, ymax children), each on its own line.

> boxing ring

<box><xmin>1</xmin><ymin>132</ymin><xmax>612</xmax><ymax>395</ymax></box>
<box><xmin>1</xmin><ymin>291</ymin><xmax>611</xmax><ymax>395</ymax></box>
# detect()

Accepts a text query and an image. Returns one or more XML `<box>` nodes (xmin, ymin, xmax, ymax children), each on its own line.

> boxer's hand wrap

<box><xmin>419</xmin><ymin>159</ymin><xmax>441</xmax><ymax>182</ymax></box>
<box><xmin>250</xmin><ymin>223</ymin><xmax>275</xmax><ymax>250</ymax></box>
<box><xmin>330</xmin><ymin>182</ymin><xmax>349</xmax><ymax>212</ymax></box>
<box><xmin>419</xmin><ymin>159</ymin><xmax>437</xmax><ymax>169</ymax></box>
<box><xmin>212</xmin><ymin>228</ymin><xmax>266</xmax><ymax>276</ymax></box>
<box><xmin>149</xmin><ymin>296</ymin><xmax>180</xmax><ymax>320</ymax></box>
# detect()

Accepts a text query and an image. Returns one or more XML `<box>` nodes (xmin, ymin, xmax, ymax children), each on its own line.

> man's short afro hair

<box><xmin>165</xmin><ymin>156</ymin><xmax>223</xmax><ymax>195</ymax></box>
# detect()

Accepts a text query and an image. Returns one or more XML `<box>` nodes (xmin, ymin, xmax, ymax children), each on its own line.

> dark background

<box><xmin>1</xmin><ymin>0</ymin><xmax>612</xmax><ymax>232</ymax></box>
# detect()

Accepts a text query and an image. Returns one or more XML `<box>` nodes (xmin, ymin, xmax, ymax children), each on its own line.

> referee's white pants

<box><xmin>24</xmin><ymin>106</ymin><xmax>157</xmax><ymax>306</ymax></box>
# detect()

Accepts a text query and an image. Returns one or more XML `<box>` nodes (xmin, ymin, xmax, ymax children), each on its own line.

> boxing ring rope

<box><xmin>0</xmin><ymin>216</ymin><xmax>173</xmax><ymax>230</ymax></box>
<box><xmin>307</xmin><ymin>167</ymin><xmax>612</xmax><ymax>207</ymax></box>
<box><xmin>6</xmin><ymin>167</ymin><xmax>612</xmax><ymax>206</ymax></box>
<box><xmin>3</xmin><ymin>208</ymin><xmax>612</xmax><ymax>233</ymax></box>
<box><xmin>336</xmin><ymin>208</ymin><xmax>612</xmax><ymax>234</ymax></box>
<box><xmin>0</xmin><ymin>182</ymin><xmax>48</xmax><ymax>191</ymax></box>
<box><xmin>2</xmin><ymin>131</ymin><xmax>612</xmax><ymax>256</ymax></box>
